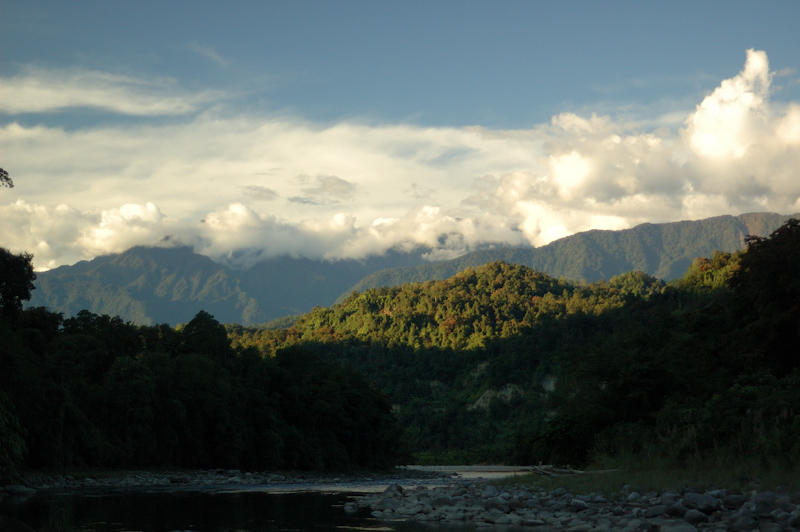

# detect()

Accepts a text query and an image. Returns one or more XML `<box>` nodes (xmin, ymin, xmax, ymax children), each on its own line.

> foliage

<box><xmin>0</xmin><ymin>247</ymin><xmax>36</xmax><ymax>320</ymax></box>
<box><xmin>3</xmin><ymin>217</ymin><xmax>799</xmax><ymax>472</ymax></box>
<box><xmin>0</xmin><ymin>304</ymin><xmax>401</xmax><ymax>471</ymax></box>
<box><xmin>0</xmin><ymin>390</ymin><xmax>27</xmax><ymax>477</ymax></box>
<box><xmin>228</xmin><ymin>219</ymin><xmax>800</xmax><ymax>467</ymax></box>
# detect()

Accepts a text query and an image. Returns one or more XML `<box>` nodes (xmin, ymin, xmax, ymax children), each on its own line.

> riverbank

<box><xmin>0</xmin><ymin>466</ymin><xmax>457</xmax><ymax>499</ymax></box>
<box><xmin>355</xmin><ymin>478</ymin><xmax>800</xmax><ymax>532</ymax></box>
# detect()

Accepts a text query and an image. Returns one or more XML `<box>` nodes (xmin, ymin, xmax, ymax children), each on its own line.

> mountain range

<box><xmin>26</xmin><ymin>212</ymin><xmax>799</xmax><ymax>325</ymax></box>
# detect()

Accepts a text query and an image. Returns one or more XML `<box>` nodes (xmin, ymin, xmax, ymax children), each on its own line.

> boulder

<box><xmin>429</xmin><ymin>495</ymin><xmax>452</xmax><ymax>508</ymax></box>
<box><xmin>659</xmin><ymin>521</ymin><xmax>698</xmax><ymax>532</ymax></box>
<box><xmin>569</xmin><ymin>498</ymin><xmax>589</xmax><ymax>512</ymax></box>
<box><xmin>383</xmin><ymin>484</ymin><xmax>404</xmax><ymax>497</ymax></box>
<box><xmin>723</xmin><ymin>494</ymin><xmax>750</xmax><ymax>509</ymax></box>
<box><xmin>644</xmin><ymin>504</ymin><xmax>669</xmax><ymax>518</ymax></box>
<box><xmin>666</xmin><ymin>502</ymin><xmax>689</xmax><ymax>517</ymax></box>
<box><xmin>682</xmin><ymin>509</ymin><xmax>708</xmax><ymax>525</ymax></box>
<box><xmin>484</xmin><ymin>496</ymin><xmax>510</xmax><ymax>512</ymax></box>
<box><xmin>682</xmin><ymin>492</ymin><xmax>720</xmax><ymax>514</ymax></box>
<box><xmin>375</xmin><ymin>498</ymin><xmax>401</xmax><ymax>511</ymax></box>
<box><xmin>481</xmin><ymin>486</ymin><xmax>499</xmax><ymax>498</ymax></box>
<box><xmin>728</xmin><ymin>509</ymin><xmax>759</xmax><ymax>532</ymax></box>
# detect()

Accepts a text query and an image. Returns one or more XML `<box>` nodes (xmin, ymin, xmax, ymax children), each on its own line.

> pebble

<box><xmin>354</xmin><ymin>481</ymin><xmax>800</xmax><ymax>532</ymax></box>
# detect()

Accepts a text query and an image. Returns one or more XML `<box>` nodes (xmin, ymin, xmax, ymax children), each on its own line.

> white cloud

<box><xmin>1</xmin><ymin>50</ymin><xmax>800</xmax><ymax>271</ymax></box>
<box><xmin>0</xmin><ymin>65</ymin><xmax>221</xmax><ymax>115</ymax></box>
<box><xmin>185</xmin><ymin>41</ymin><xmax>229</xmax><ymax>67</ymax></box>
<box><xmin>685</xmin><ymin>49</ymin><xmax>771</xmax><ymax>159</ymax></box>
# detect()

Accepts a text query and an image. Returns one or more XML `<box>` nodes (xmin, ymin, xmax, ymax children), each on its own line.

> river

<box><xmin>0</xmin><ymin>467</ymin><xmax>529</xmax><ymax>532</ymax></box>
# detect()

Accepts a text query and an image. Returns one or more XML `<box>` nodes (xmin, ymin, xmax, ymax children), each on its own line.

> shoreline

<box><xmin>0</xmin><ymin>466</ymin><xmax>458</xmax><ymax>499</ymax></box>
<box><xmin>5</xmin><ymin>466</ymin><xmax>800</xmax><ymax>531</ymax></box>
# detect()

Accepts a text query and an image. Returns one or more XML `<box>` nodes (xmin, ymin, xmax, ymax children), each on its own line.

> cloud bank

<box><xmin>2</xmin><ymin>50</ymin><xmax>800</xmax><ymax>270</ymax></box>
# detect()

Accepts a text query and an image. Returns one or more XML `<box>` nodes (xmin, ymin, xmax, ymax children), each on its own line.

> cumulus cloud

<box><xmin>2</xmin><ymin>50</ymin><xmax>800</xmax><ymax>270</ymax></box>
<box><xmin>685</xmin><ymin>49</ymin><xmax>771</xmax><ymax>159</ymax></box>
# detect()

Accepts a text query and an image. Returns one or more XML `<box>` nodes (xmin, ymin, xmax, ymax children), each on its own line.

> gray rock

<box><xmin>481</xmin><ymin>486</ymin><xmax>499</xmax><ymax>498</ymax></box>
<box><xmin>683</xmin><ymin>509</ymin><xmax>708</xmax><ymax>525</ymax></box>
<box><xmin>375</xmin><ymin>498</ymin><xmax>401</xmax><ymax>511</ymax></box>
<box><xmin>383</xmin><ymin>484</ymin><xmax>404</xmax><ymax>497</ymax></box>
<box><xmin>566</xmin><ymin>523</ymin><xmax>593</xmax><ymax>532</ymax></box>
<box><xmin>343</xmin><ymin>502</ymin><xmax>359</xmax><ymax>514</ymax></box>
<box><xmin>723</xmin><ymin>494</ymin><xmax>751</xmax><ymax>509</ymax></box>
<box><xmin>758</xmin><ymin>523</ymin><xmax>782</xmax><ymax>532</ymax></box>
<box><xmin>430</xmin><ymin>495</ymin><xmax>452</xmax><ymax>508</ymax></box>
<box><xmin>667</xmin><ymin>502</ymin><xmax>689</xmax><ymax>517</ymax></box>
<box><xmin>627</xmin><ymin>492</ymin><xmax>642</xmax><ymax>502</ymax></box>
<box><xmin>728</xmin><ymin>509</ymin><xmax>759</xmax><ymax>532</ymax></box>
<box><xmin>645</xmin><ymin>504</ymin><xmax>670</xmax><ymax>518</ymax></box>
<box><xmin>522</xmin><ymin>517</ymin><xmax>546</xmax><ymax>526</ymax></box>
<box><xmin>659</xmin><ymin>521</ymin><xmax>698</xmax><ymax>532</ymax></box>
<box><xmin>570</xmin><ymin>498</ymin><xmax>590</xmax><ymax>511</ymax></box>
<box><xmin>776</xmin><ymin>495</ymin><xmax>796</xmax><ymax>512</ymax></box>
<box><xmin>754</xmin><ymin>493</ymin><xmax>779</xmax><ymax>517</ymax></box>
<box><xmin>483</xmin><ymin>508</ymin><xmax>508</xmax><ymax>523</ymax></box>
<box><xmin>484</xmin><ymin>496</ymin><xmax>510</xmax><ymax>512</ymax></box>
<box><xmin>682</xmin><ymin>492</ymin><xmax>720</xmax><ymax>514</ymax></box>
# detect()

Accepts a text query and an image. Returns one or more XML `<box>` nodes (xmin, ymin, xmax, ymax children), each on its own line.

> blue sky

<box><xmin>2</xmin><ymin>1</ymin><xmax>800</xmax><ymax>270</ymax></box>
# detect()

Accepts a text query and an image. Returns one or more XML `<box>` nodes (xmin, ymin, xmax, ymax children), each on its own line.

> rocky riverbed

<box><xmin>353</xmin><ymin>480</ymin><xmax>800</xmax><ymax>532</ymax></box>
<box><xmin>0</xmin><ymin>467</ymin><xmax>454</xmax><ymax>498</ymax></box>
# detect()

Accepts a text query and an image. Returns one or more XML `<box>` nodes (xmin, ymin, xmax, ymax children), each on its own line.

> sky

<box><xmin>2</xmin><ymin>1</ymin><xmax>800</xmax><ymax>271</ymax></box>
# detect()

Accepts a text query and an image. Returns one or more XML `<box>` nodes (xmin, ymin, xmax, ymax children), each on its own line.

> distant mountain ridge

<box><xmin>345</xmin><ymin>212</ymin><xmax>799</xmax><ymax>297</ymax></box>
<box><xmin>29</xmin><ymin>247</ymin><xmax>428</xmax><ymax>325</ymax></box>
<box><xmin>27</xmin><ymin>212</ymin><xmax>799</xmax><ymax>325</ymax></box>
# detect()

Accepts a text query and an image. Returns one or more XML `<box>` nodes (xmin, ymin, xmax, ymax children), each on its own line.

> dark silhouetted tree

<box><xmin>0</xmin><ymin>168</ymin><xmax>11</xmax><ymax>188</ymax></box>
<box><xmin>0</xmin><ymin>247</ymin><xmax>36</xmax><ymax>320</ymax></box>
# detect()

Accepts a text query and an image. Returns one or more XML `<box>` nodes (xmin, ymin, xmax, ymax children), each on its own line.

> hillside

<box><xmin>27</xmin><ymin>212</ymin><xmax>797</xmax><ymax>325</ymax></box>
<box><xmin>28</xmin><ymin>247</ymin><xmax>427</xmax><ymax>325</ymax></box>
<box><xmin>345</xmin><ymin>212</ymin><xmax>799</xmax><ymax>296</ymax></box>
<box><xmin>229</xmin><ymin>218</ymin><xmax>800</xmax><ymax>465</ymax></box>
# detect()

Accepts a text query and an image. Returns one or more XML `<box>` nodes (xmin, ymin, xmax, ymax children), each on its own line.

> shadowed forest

<box><xmin>1</xmin><ymin>219</ymin><xmax>799</xmax><ymax>476</ymax></box>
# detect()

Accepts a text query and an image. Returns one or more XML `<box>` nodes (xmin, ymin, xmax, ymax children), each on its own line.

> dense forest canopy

<box><xmin>0</xmin><ymin>253</ymin><xmax>401</xmax><ymax>475</ymax></box>
<box><xmin>2</xmin><ymin>218</ymin><xmax>799</xmax><ymax>475</ymax></box>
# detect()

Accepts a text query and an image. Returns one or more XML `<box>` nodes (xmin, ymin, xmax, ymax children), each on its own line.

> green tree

<box><xmin>180</xmin><ymin>310</ymin><xmax>232</xmax><ymax>361</ymax></box>
<box><xmin>0</xmin><ymin>247</ymin><xmax>36</xmax><ymax>320</ymax></box>
<box><xmin>730</xmin><ymin>218</ymin><xmax>800</xmax><ymax>372</ymax></box>
<box><xmin>0</xmin><ymin>391</ymin><xmax>27</xmax><ymax>476</ymax></box>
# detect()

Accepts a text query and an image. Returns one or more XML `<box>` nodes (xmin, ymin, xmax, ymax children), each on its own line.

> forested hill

<box><xmin>229</xmin><ymin>218</ymin><xmax>800</xmax><ymax>466</ymax></box>
<box><xmin>27</xmin><ymin>212</ymin><xmax>797</xmax><ymax>326</ymax></box>
<box><xmin>345</xmin><ymin>212</ymin><xmax>799</xmax><ymax>296</ymax></box>
<box><xmin>3</xmin><ymin>218</ymin><xmax>800</xmax><ymax>474</ymax></box>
